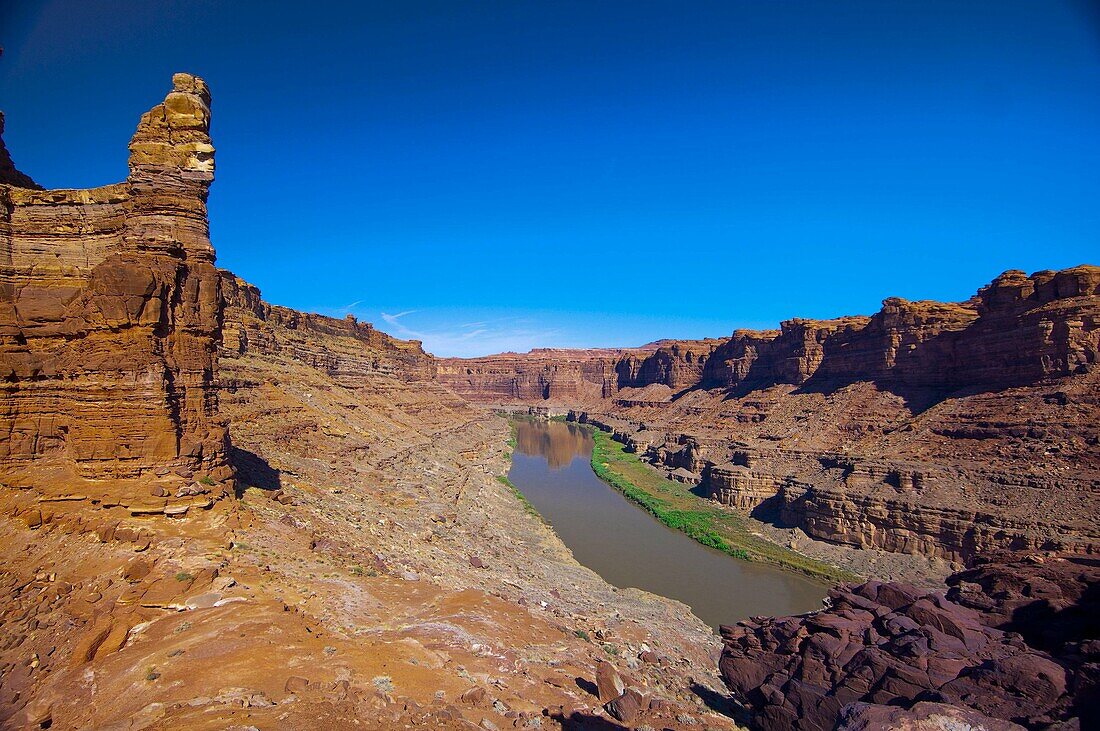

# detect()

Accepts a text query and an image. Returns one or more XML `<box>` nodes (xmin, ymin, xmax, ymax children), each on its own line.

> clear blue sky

<box><xmin>2</xmin><ymin>1</ymin><xmax>1098</xmax><ymax>356</ymax></box>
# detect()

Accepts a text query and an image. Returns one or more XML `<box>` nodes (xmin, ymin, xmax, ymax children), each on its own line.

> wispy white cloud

<box><xmin>379</xmin><ymin>310</ymin><xmax>419</xmax><ymax>338</ymax></box>
<box><xmin>376</xmin><ymin>309</ymin><xmax>559</xmax><ymax>357</ymax></box>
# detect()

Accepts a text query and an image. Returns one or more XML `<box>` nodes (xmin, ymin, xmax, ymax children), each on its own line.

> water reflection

<box><xmin>514</xmin><ymin>419</ymin><xmax>593</xmax><ymax>469</ymax></box>
<box><xmin>508</xmin><ymin>419</ymin><xmax>828</xmax><ymax>628</ymax></box>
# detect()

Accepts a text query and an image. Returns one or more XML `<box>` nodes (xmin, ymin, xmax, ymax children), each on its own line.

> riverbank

<box><xmin>588</xmin><ymin>428</ymin><xmax>858</xmax><ymax>584</ymax></box>
<box><xmin>505</xmin><ymin>417</ymin><xmax>829</xmax><ymax>625</ymax></box>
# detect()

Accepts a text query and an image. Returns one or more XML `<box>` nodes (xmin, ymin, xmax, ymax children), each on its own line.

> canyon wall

<box><xmin>702</xmin><ymin>266</ymin><xmax>1099</xmax><ymax>393</ymax></box>
<box><xmin>447</xmin><ymin>267</ymin><xmax>1099</xmax><ymax>403</ymax></box>
<box><xmin>221</xmin><ymin>272</ymin><xmax>436</xmax><ymax>382</ymax></box>
<box><xmin>448</xmin><ymin>267</ymin><xmax>1100</xmax><ymax>566</ymax></box>
<box><xmin>0</xmin><ymin>74</ymin><xmax>231</xmax><ymax>491</ymax></box>
<box><xmin>0</xmin><ymin>75</ymin><xmax>735</xmax><ymax>730</ymax></box>
<box><xmin>437</xmin><ymin>348</ymin><xmax>630</xmax><ymax>403</ymax></box>
<box><xmin>437</xmin><ymin>339</ymin><xmax>725</xmax><ymax>405</ymax></box>
<box><xmin>219</xmin><ymin>270</ymin><xmax>473</xmax><ymax>437</ymax></box>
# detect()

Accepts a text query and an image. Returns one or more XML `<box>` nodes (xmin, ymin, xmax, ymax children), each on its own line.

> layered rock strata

<box><xmin>449</xmin><ymin>267</ymin><xmax>1100</xmax><ymax>567</ymax></box>
<box><xmin>437</xmin><ymin>347</ymin><xmax>635</xmax><ymax>403</ymax></box>
<box><xmin>437</xmin><ymin>339</ymin><xmax>724</xmax><ymax>405</ymax></box>
<box><xmin>1</xmin><ymin>75</ymin><xmax>738</xmax><ymax>730</ymax></box>
<box><xmin>1</xmin><ymin>73</ymin><xmax>231</xmax><ymax>496</ymax></box>
<box><xmin>221</xmin><ymin>273</ymin><xmax>436</xmax><ymax>382</ymax></box>
<box><xmin>719</xmin><ymin>552</ymin><xmax>1099</xmax><ymax>730</ymax></box>
<box><xmin>444</xmin><ymin>267</ymin><xmax>1099</xmax><ymax>404</ymax></box>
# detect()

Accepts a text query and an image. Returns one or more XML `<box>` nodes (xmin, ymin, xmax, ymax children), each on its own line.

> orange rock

<box><xmin>92</xmin><ymin>620</ymin><xmax>131</xmax><ymax>660</ymax></box>
<box><xmin>284</xmin><ymin>676</ymin><xmax>310</xmax><ymax>694</ymax></box>
<box><xmin>71</xmin><ymin>617</ymin><xmax>113</xmax><ymax>665</ymax></box>
<box><xmin>2</xmin><ymin>73</ymin><xmax>232</xmax><ymax>497</ymax></box>
<box><xmin>122</xmin><ymin>559</ymin><xmax>151</xmax><ymax>582</ymax></box>
<box><xmin>459</xmin><ymin>686</ymin><xmax>488</xmax><ymax>706</ymax></box>
<box><xmin>594</xmin><ymin>661</ymin><xmax>624</xmax><ymax>703</ymax></box>
<box><xmin>605</xmin><ymin>688</ymin><xmax>645</xmax><ymax>724</ymax></box>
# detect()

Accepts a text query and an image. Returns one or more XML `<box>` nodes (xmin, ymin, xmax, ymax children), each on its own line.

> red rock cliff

<box><xmin>0</xmin><ymin>74</ymin><xmax>230</xmax><ymax>486</ymax></box>
<box><xmin>220</xmin><ymin>271</ymin><xmax>438</xmax><ymax>383</ymax></box>
<box><xmin>437</xmin><ymin>340</ymin><xmax>725</xmax><ymax>405</ymax></box>
<box><xmin>445</xmin><ymin>268</ymin><xmax>1099</xmax><ymax>402</ymax></box>
<box><xmin>444</xmin><ymin>267</ymin><xmax>1100</xmax><ymax>565</ymax></box>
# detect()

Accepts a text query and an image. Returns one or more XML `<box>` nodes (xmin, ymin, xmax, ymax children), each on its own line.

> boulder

<box><xmin>604</xmin><ymin>688</ymin><xmax>645</xmax><ymax>724</ymax></box>
<box><xmin>837</xmin><ymin>701</ymin><xmax>1027</xmax><ymax>731</ymax></box>
<box><xmin>284</xmin><ymin>676</ymin><xmax>310</xmax><ymax>694</ymax></box>
<box><xmin>594</xmin><ymin>661</ymin><xmax>625</xmax><ymax>703</ymax></box>
<box><xmin>719</xmin><ymin>555</ymin><xmax>1097</xmax><ymax>731</ymax></box>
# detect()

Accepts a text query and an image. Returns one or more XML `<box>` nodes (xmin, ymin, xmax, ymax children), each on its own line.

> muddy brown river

<box><xmin>508</xmin><ymin>419</ymin><xmax>828</xmax><ymax>629</ymax></box>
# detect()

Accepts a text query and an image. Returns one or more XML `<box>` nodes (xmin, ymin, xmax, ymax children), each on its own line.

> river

<box><xmin>508</xmin><ymin>418</ymin><xmax>828</xmax><ymax>629</ymax></box>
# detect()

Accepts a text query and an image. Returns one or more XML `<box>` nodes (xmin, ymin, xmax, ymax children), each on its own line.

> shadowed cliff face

<box><xmin>1</xmin><ymin>74</ymin><xmax>231</xmax><ymax>492</ymax></box>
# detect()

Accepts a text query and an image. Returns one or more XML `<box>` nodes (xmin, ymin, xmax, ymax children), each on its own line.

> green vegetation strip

<box><xmin>589</xmin><ymin>428</ymin><xmax>857</xmax><ymax>584</ymax></box>
<box><xmin>497</xmin><ymin>474</ymin><xmax>545</xmax><ymax>522</ymax></box>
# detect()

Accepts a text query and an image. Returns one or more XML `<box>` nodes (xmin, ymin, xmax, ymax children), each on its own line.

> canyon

<box><xmin>438</xmin><ymin>269</ymin><xmax>1100</xmax><ymax>571</ymax></box>
<box><xmin>0</xmin><ymin>74</ymin><xmax>741</xmax><ymax>731</ymax></box>
<box><xmin>0</xmin><ymin>72</ymin><xmax>1096</xmax><ymax>731</ymax></box>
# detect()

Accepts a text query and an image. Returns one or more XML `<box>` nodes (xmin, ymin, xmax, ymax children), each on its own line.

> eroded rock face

<box><xmin>0</xmin><ymin>74</ymin><xmax>230</xmax><ymax>487</ymax></box>
<box><xmin>1</xmin><ymin>73</ymin><xmax>735</xmax><ymax>731</ymax></box>
<box><xmin>436</xmin><ymin>340</ymin><xmax>726</xmax><ymax>406</ymax></box>
<box><xmin>447</xmin><ymin>267</ymin><xmax>1100</xmax><ymax>567</ymax></box>
<box><xmin>437</xmin><ymin>348</ymin><xmax>629</xmax><ymax>403</ymax></box>
<box><xmin>220</xmin><ymin>272</ymin><xmax>436</xmax><ymax>383</ymax></box>
<box><xmin>719</xmin><ymin>553</ymin><xmax>1099</xmax><ymax>731</ymax></box>
<box><xmin>701</xmin><ymin>266</ymin><xmax>1100</xmax><ymax>393</ymax></box>
<box><xmin>836</xmin><ymin>701</ymin><xmax>1027</xmax><ymax>731</ymax></box>
<box><xmin>442</xmin><ymin>268</ymin><xmax>1100</xmax><ymax>404</ymax></box>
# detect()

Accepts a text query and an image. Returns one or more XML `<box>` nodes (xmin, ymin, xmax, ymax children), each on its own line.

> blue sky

<box><xmin>2</xmin><ymin>1</ymin><xmax>1098</xmax><ymax>356</ymax></box>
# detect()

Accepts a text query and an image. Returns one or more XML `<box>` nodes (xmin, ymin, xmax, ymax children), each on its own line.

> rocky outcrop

<box><xmin>772</xmin><ymin>478</ymin><xmax>1096</xmax><ymax>563</ymax></box>
<box><xmin>657</xmin><ymin>438</ymin><xmax>1098</xmax><ymax>563</ymax></box>
<box><xmin>1</xmin><ymin>74</ymin><xmax>230</xmax><ymax>490</ymax></box>
<box><xmin>615</xmin><ymin>339</ymin><xmax>725</xmax><ymax>392</ymax></box>
<box><xmin>700</xmin><ymin>266</ymin><xmax>1100</xmax><ymax>394</ymax></box>
<box><xmin>719</xmin><ymin>553</ymin><xmax>1099</xmax><ymax>730</ymax></box>
<box><xmin>220</xmin><ymin>272</ymin><xmax>435</xmax><ymax>383</ymax></box>
<box><xmin>836</xmin><ymin>701</ymin><xmax>1027</xmax><ymax>731</ymax></box>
